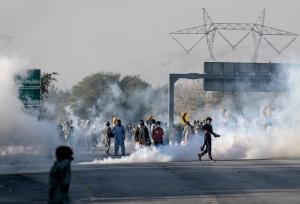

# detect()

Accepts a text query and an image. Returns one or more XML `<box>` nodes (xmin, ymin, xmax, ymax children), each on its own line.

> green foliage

<box><xmin>45</xmin><ymin>72</ymin><xmax>221</xmax><ymax>123</ymax></box>
<box><xmin>68</xmin><ymin>72</ymin><xmax>152</xmax><ymax>120</ymax></box>
<box><xmin>119</xmin><ymin>75</ymin><xmax>149</xmax><ymax>94</ymax></box>
<box><xmin>71</xmin><ymin>72</ymin><xmax>120</xmax><ymax>107</ymax></box>
<box><xmin>41</xmin><ymin>72</ymin><xmax>58</xmax><ymax>98</ymax></box>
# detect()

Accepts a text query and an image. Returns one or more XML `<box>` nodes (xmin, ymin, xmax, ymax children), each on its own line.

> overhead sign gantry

<box><xmin>169</xmin><ymin>62</ymin><xmax>292</xmax><ymax>125</ymax></box>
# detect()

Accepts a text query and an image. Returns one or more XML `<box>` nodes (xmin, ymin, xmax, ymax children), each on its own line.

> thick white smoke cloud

<box><xmin>0</xmin><ymin>57</ymin><xmax>58</xmax><ymax>155</ymax></box>
<box><xmin>212</xmin><ymin>65</ymin><xmax>300</xmax><ymax>159</ymax></box>
<box><xmin>79</xmin><ymin>139</ymin><xmax>202</xmax><ymax>164</ymax></box>
<box><xmin>80</xmin><ymin>64</ymin><xmax>300</xmax><ymax>165</ymax></box>
<box><xmin>1</xmin><ymin>56</ymin><xmax>299</xmax><ymax>164</ymax></box>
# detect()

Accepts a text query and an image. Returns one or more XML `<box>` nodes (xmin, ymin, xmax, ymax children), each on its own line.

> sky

<box><xmin>0</xmin><ymin>0</ymin><xmax>299</xmax><ymax>89</ymax></box>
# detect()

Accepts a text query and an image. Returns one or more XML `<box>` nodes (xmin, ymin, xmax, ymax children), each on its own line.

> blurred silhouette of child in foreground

<box><xmin>48</xmin><ymin>146</ymin><xmax>73</xmax><ymax>204</ymax></box>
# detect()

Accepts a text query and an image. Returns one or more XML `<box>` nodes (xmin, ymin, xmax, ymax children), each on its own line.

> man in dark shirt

<box><xmin>198</xmin><ymin>117</ymin><xmax>220</xmax><ymax>162</ymax></box>
<box><xmin>135</xmin><ymin>120</ymin><xmax>151</xmax><ymax>146</ymax></box>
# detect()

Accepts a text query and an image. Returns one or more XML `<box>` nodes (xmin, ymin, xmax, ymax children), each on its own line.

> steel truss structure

<box><xmin>170</xmin><ymin>9</ymin><xmax>298</xmax><ymax>62</ymax></box>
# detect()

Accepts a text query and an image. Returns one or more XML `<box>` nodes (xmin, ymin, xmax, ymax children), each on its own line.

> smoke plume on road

<box><xmin>0</xmin><ymin>57</ymin><xmax>57</xmax><ymax>155</ymax></box>
<box><xmin>80</xmin><ymin>64</ymin><xmax>300</xmax><ymax>164</ymax></box>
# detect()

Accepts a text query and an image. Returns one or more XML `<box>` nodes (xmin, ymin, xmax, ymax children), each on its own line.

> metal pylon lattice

<box><xmin>169</xmin><ymin>9</ymin><xmax>298</xmax><ymax>62</ymax></box>
<box><xmin>202</xmin><ymin>8</ymin><xmax>216</xmax><ymax>61</ymax></box>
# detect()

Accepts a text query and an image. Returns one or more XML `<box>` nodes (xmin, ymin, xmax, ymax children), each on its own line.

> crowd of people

<box><xmin>56</xmin><ymin>115</ymin><xmax>222</xmax><ymax>161</ymax></box>
<box><xmin>102</xmin><ymin>117</ymin><xmax>221</xmax><ymax>161</ymax></box>
<box><xmin>49</xmin><ymin>117</ymin><xmax>222</xmax><ymax>203</ymax></box>
<box><xmin>103</xmin><ymin>119</ymin><xmax>165</xmax><ymax>156</ymax></box>
<box><xmin>56</xmin><ymin>119</ymin><xmax>100</xmax><ymax>150</ymax></box>
<box><xmin>49</xmin><ymin>106</ymin><xmax>277</xmax><ymax>203</ymax></box>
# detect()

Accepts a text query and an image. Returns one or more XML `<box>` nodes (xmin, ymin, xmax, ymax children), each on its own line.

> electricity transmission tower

<box><xmin>170</xmin><ymin>9</ymin><xmax>297</xmax><ymax>62</ymax></box>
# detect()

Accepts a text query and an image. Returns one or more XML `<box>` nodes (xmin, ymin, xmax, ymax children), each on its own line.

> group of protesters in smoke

<box><xmin>56</xmin><ymin>115</ymin><xmax>222</xmax><ymax>161</ymax></box>
<box><xmin>48</xmin><ymin>105</ymin><xmax>275</xmax><ymax>203</ymax></box>
<box><xmin>56</xmin><ymin>119</ymin><xmax>100</xmax><ymax>150</ymax></box>
<box><xmin>103</xmin><ymin>118</ymin><xmax>166</xmax><ymax>156</ymax></box>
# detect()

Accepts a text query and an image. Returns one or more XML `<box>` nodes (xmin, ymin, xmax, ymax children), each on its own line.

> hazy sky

<box><xmin>0</xmin><ymin>0</ymin><xmax>299</xmax><ymax>88</ymax></box>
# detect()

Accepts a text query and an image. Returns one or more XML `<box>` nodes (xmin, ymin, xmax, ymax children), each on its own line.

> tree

<box><xmin>119</xmin><ymin>75</ymin><xmax>149</xmax><ymax>94</ymax></box>
<box><xmin>69</xmin><ymin>72</ymin><xmax>152</xmax><ymax>121</ymax></box>
<box><xmin>175</xmin><ymin>80</ymin><xmax>221</xmax><ymax>118</ymax></box>
<box><xmin>41</xmin><ymin>72</ymin><xmax>59</xmax><ymax>98</ymax></box>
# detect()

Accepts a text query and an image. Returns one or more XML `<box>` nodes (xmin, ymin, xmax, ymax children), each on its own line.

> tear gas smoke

<box><xmin>80</xmin><ymin>64</ymin><xmax>300</xmax><ymax>165</ymax></box>
<box><xmin>56</xmin><ymin>76</ymin><xmax>169</xmax><ymax>152</ymax></box>
<box><xmin>0</xmin><ymin>57</ymin><xmax>58</xmax><ymax>155</ymax></box>
<box><xmin>2</xmin><ymin>54</ymin><xmax>300</xmax><ymax>166</ymax></box>
<box><xmin>79</xmin><ymin>140</ymin><xmax>201</xmax><ymax>164</ymax></box>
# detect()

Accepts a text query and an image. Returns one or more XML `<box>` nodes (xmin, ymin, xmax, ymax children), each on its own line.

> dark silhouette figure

<box><xmin>49</xmin><ymin>146</ymin><xmax>73</xmax><ymax>204</ymax></box>
<box><xmin>198</xmin><ymin>117</ymin><xmax>220</xmax><ymax>162</ymax></box>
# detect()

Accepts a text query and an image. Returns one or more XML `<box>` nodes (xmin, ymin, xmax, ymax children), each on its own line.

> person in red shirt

<box><xmin>152</xmin><ymin>121</ymin><xmax>164</xmax><ymax>147</ymax></box>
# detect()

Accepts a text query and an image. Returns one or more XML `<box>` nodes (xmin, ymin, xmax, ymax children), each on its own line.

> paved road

<box><xmin>0</xmin><ymin>152</ymin><xmax>300</xmax><ymax>203</ymax></box>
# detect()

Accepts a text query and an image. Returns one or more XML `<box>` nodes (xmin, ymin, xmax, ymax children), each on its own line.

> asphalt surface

<box><xmin>0</xmin><ymin>150</ymin><xmax>300</xmax><ymax>204</ymax></box>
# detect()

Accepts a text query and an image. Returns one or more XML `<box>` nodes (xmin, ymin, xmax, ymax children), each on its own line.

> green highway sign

<box><xmin>16</xmin><ymin>69</ymin><xmax>42</xmax><ymax>106</ymax></box>
<box><xmin>16</xmin><ymin>69</ymin><xmax>41</xmax><ymax>87</ymax></box>
<box><xmin>19</xmin><ymin>88</ymin><xmax>41</xmax><ymax>106</ymax></box>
